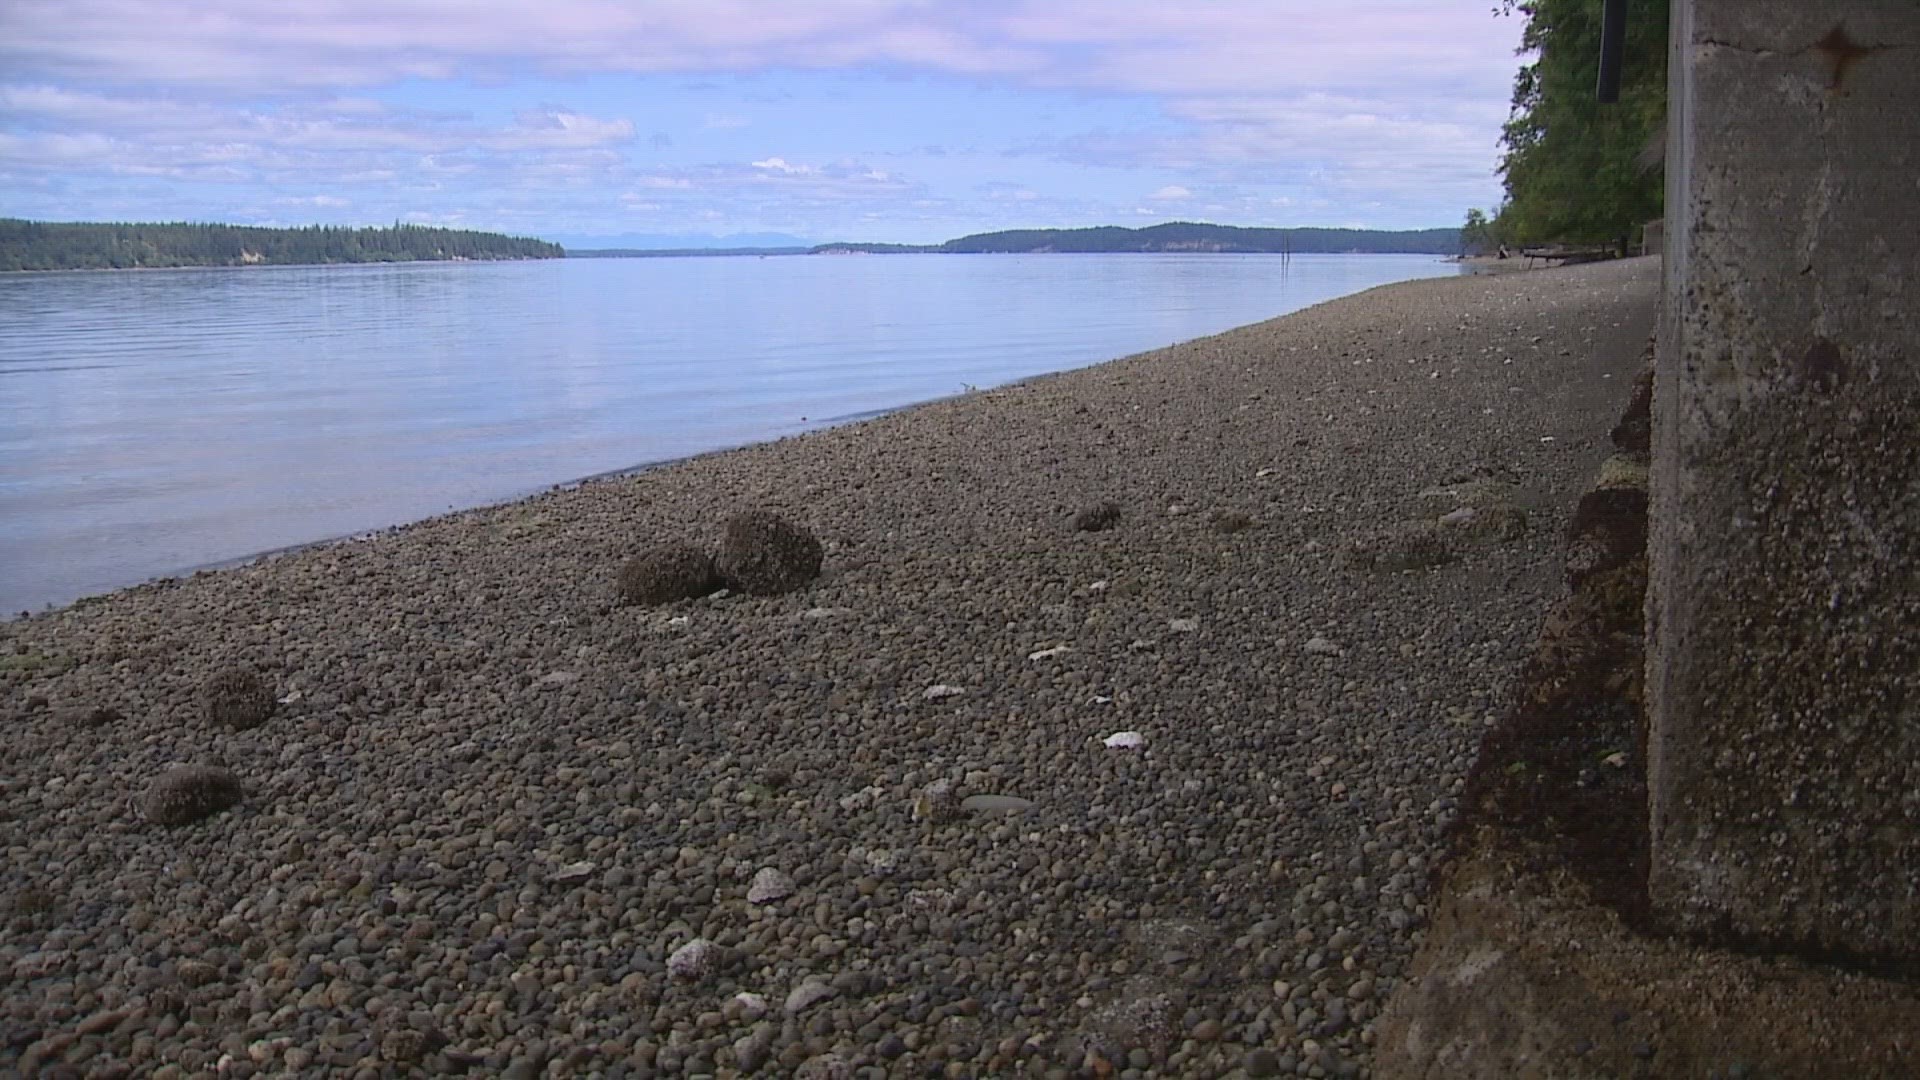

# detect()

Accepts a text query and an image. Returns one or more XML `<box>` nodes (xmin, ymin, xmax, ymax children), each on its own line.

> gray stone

<box><xmin>141</xmin><ymin>765</ymin><xmax>244</xmax><ymax>826</ymax></box>
<box><xmin>747</xmin><ymin>867</ymin><xmax>795</xmax><ymax>904</ymax></box>
<box><xmin>960</xmin><ymin>794</ymin><xmax>1034</xmax><ymax>814</ymax></box>
<box><xmin>713</xmin><ymin>510</ymin><xmax>823</xmax><ymax>595</ymax></box>
<box><xmin>784</xmin><ymin>980</ymin><xmax>837</xmax><ymax>1016</ymax></box>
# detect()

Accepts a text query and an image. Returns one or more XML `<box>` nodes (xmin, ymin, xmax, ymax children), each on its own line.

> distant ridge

<box><xmin>0</xmin><ymin>219</ymin><xmax>561</xmax><ymax>271</ymax></box>
<box><xmin>550</xmin><ymin>230</ymin><xmax>813</xmax><ymax>251</ymax></box>
<box><xmin>818</xmin><ymin>221</ymin><xmax>1461</xmax><ymax>256</ymax></box>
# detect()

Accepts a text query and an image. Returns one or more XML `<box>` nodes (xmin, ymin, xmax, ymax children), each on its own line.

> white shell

<box><xmin>921</xmin><ymin>684</ymin><xmax>965</xmax><ymax>700</ymax></box>
<box><xmin>1103</xmin><ymin>731</ymin><xmax>1147</xmax><ymax>750</ymax></box>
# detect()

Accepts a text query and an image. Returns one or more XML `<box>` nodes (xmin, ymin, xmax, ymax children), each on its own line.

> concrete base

<box><xmin>1379</xmin><ymin>400</ymin><xmax>1920</xmax><ymax>1076</ymax></box>
<box><xmin>1376</xmin><ymin>841</ymin><xmax>1920</xmax><ymax>1079</ymax></box>
<box><xmin>1648</xmin><ymin>0</ymin><xmax>1920</xmax><ymax>958</ymax></box>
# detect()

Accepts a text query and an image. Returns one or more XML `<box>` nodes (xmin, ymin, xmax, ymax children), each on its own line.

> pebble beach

<box><xmin>2</xmin><ymin>257</ymin><xmax>1658</xmax><ymax>1079</ymax></box>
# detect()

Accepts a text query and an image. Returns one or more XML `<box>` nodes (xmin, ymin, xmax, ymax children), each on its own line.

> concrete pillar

<box><xmin>1649</xmin><ymin>0</ymin><xmax>1920</xmax><ymax>959</ymax></box>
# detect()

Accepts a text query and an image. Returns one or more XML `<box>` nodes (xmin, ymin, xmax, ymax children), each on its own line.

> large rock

<box><xmin>1343</xmin><ymin>522</ymin><xmax>1458</xmax><ymax>572</ymax></box>
<box><xmin>1071</xmin><ymin>500</ymin><xmax>1122</xmax><ymax>532</ymax></box>
<box><xmin>202</xmin><ymin>668</ymin><xmax>275</xmax><ymax>730</ymax></box>
<box><xmin>618</xmin><ymin>543</ymin><xmax>720</xmax><ymax>605</ymax></box>
<box><xmin>713</xmin><ymin>511</ymin><xmax>824</xmax><ymax>595</ymax></box>
<box><xmin>142</xmin><ymin>765</ymin><xmax>244</xmax><ymax>826</ymax></box>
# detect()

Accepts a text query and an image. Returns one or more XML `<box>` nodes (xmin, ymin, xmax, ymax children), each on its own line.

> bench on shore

<box><xmin>1520</xmin><ymin>245</ymin><xmax>1619</xmax><ymax>268</ymax></box>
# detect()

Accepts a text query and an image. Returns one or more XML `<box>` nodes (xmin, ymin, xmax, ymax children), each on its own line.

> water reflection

<box><xmin>0</xmin><ymin>254</ymin><xmax>1449</xmax><ymax>612</ymax></box>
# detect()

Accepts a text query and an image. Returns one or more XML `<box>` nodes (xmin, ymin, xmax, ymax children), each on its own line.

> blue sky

<box><xmin>0</xmin><ymin>2</ymin><xmax>1527</xmax><ymax>246</ymax></box>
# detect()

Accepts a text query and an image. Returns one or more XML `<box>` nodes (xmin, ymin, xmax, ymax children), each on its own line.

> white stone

<box><xmin>1103</xmin><ymin>731</ymin><xmax>1147</xmax><ymax>750</ymax></box>
<box><xmin>549</xmin><ymin>861</ymin><xmax>595</xmax><ymax>884</ymax></box>
<box><xmin>1304</xmin><ymin>637</ymin><xmax>1343</xmax><ymax>656</ymax></box>
<box><xmin>921</xmin><ymin>684</ymin><xmax>965</xmax><ymax>700</ymax></box>
<box><xmin>747</xmin><ymin>867</ymin><xmax>796</xmax><ymax>904</ymax></box>
<box><xmin>785</xmin><ymin>980</ymin><xmax>838</xmax><ymax>1015</ymax></box>
<box><xmin>1169</xmin><ymin>617</ymin><xmax>1199</xmax><ymax>632</ymax></box>
<box><xmin>667</xmin><ymin>938</ymin><xmax>714</xmax><ymax>979</ymax></box>
<box><xmin>1028</xmin><ymin>644</ymin><xmax>1072</xmax><ymax>661</ymax></box>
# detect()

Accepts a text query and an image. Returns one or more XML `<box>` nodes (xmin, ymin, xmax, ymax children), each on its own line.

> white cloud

<box><xmin>0</xmin><ymin>2</ymin><xmax>1519</xmax><ymax>103</ymax></box>
<box><xmin>0</xmin><ymin>2</ymin><xmax>1522</xmax><ymax>236</ymax></box>
<box><xmin>750</xmin><ymin>156</ymin><xmax>816</xmax><ymax>175</ymax></box>
<box><xmin>489</xmin><ymin>109</ymin><xmax>635</xmax><ymax>150</ymax></box>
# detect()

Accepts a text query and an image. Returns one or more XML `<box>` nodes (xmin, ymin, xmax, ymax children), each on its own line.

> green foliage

<box><xmin>1493</xmin><ymin>0</ymin><xmax>1668</xmax><ymax>246</ymax></box>
<box><xmin>1461</xmin><ymin>208</ymin><xmax>1495</xmax><ymax>255</ymax></box>
<box><xmin>0</xmin><ymin>219</ymin><xmax>563</xmax><ymax>272</ymax></box>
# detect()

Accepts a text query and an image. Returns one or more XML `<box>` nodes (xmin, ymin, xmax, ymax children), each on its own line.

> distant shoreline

<box><xmin>0</xmin><ymin>219</ymin><xmax>561</xmax><ymax>272</ymax></box>
<box><xmin>0</xmin><ymin>255</ymin><xmax>557</xmax><ymax>275</ymax></box>
<box><xmin>5</xmin><ymin>217</ymin><xmax>1465</xmax><ymax>270</ymax></box>
<box><xmin>566</xmin><ymin>248</ymin><xmax>1456</xmax><ymax>259</ymax></box>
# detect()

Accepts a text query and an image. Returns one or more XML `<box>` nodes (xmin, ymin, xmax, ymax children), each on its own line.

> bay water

<box><xmin>0</xmin><ymin>253</ymin><xmax>1453</xmax><ymax>613</ymax></box>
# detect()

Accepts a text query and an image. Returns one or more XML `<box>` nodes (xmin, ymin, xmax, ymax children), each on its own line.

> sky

<box><xmin>0</xmin><ymin>1</ymin><xmax>1528</xmax><ymax>247</ymax></box>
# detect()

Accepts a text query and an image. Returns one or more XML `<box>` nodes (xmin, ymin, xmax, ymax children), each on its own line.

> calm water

<box><xmin>0</xmin><ymin>253</ymin><xmax>1452</xmax><ymax>613</ymax></box>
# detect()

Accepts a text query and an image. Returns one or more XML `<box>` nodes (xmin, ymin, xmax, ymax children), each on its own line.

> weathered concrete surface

<box><xmin>1378</xmin><ymin>393</ymin><xmax>1920</xmax><ymax>1078</ymax></box>
<box><xmin>1648</xmin><ymin>0</ymin><xmax>1920</xmax><ymax>958</ymax></box>
<box><xmin>1376</xmin><ymin>844</ymin><xmax>1920</xmax><ymax>1079</ymax></box>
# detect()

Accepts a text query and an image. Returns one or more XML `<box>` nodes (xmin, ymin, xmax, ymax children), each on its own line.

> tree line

<box><xmin>0</xmin><ymin>220</ymin><xmax>563</xmax><ymax>271</ymax></box>
<box><xmin>1464</xmin><ymin>0</ymin><xmax>1669</xmax><ymax>252</ymax></box>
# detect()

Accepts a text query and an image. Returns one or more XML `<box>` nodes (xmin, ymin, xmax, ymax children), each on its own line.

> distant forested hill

<box><xmin>0</xmin><ymin>220</ymin><xmax>563</xmax><ymax>271</ymax></box>
<box><xmin>933</xmin><ymin>222</ymin><xmax>1458</xmax><ymax>254</ymax></box>
<box><xmin>811</xmin><ymin>222</ymin><xmax>1460</xmax><ymax>256</ymax></box>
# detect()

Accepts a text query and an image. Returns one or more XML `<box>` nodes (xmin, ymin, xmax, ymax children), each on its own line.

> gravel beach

<box><xmin>2</xmin><ymin>257</ymin><xmax>1657</xmax><ymax>1079</ymax></box>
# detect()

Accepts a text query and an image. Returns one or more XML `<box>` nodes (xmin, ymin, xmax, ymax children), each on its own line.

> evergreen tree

<box><xmin>1492</xmin><ymin>0</ymin><xmax>1668</xmax><ymax>248</ymax></box>
<box><xmin>0</xmin><ymin>220</ymin><xmax>563</xmax><ymax>271</ymax></box>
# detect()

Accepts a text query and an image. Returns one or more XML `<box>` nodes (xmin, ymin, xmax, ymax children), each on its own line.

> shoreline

<box><xmin>1</xmin><ymin>258</ymin><xmax>1659</xmax><ymax>1076</ymax></box>
<box><xmin>0</xmin><ymin>255</ymin><xmax>560</xmax><ymax>276</ymax></box>
<box><xmin>24</xmin><ymin>388</ymin><xmax>980</xmax><ymax>622</ymax></box>
<box><xmin>12</xmin><ymin>258</ymin><xmax>1447</xmax><ymax>620</ymax></box>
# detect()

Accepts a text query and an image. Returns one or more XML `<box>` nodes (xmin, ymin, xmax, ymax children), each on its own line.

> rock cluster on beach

<box><xmin>0</xmin><ymin>260</ymin><xmax>1656</xmax><ymax>1077</ymax></box>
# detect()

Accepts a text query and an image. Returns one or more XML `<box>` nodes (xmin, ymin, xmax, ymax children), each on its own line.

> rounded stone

<box><xmin>713</xmin><ymin>510</ymin><xmax>824</xmax><ymax>595</ymax></box>
<box><xmin>1244</xmin><ymin>1048</ymin><xmax>1282</xmax><ymax>1077</ymax></box>
<box><xmin>203</xmin><ymin>669</ymin><xmax>276</xmax><ymax>729</ymax></box>
<box><xmin>747</xmin><ymin>867</ymin><xmax>796</xmax><ymax>905</ymax></box>
<box><xmin>1071</xmin><ymin>500</ymin><xmax>1121</xmax><ymax>532</ymax></box>
<box><xmin>617</xmin><ymin>543</ymin><xmax>719</xmax><ymax>605</ymax></box>
<box><xmin>666</xmin><ymin>937</ymin><xmax>714</xmax><ymax>980</ymax></box>
<box><xmin>141</xmin><ymin>765</ymin><xmax>244</xmax><ymax>826</ymax></box>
